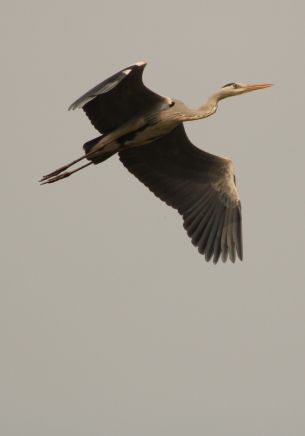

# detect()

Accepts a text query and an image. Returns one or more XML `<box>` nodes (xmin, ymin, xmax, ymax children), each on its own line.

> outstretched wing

<box><xmin>69</xmin><ymin>61</ymin><xmax>166</xmax><ymax>135</ymax></box>
<box><xmin>119</xmin><ymin>124</ymin><xmax>242</xmax><ymax>263</ymax></box>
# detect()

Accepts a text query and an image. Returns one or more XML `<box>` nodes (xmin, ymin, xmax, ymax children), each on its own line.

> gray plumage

<box><xmin>40</xmin><ymin>61</ymin><xmax>272</xmax><ymax>263</ymax></box>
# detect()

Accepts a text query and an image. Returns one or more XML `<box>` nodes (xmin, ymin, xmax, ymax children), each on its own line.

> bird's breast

<box><xmin>119</xmin><ymin>119</ymin><xmax>178</xmax><ymax>148</ymax></box>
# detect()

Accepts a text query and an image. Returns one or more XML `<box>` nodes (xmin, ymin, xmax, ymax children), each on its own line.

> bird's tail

<box><xmin>39</xmin><ymin>135</ymin><xmax>119</xmax><ymax>185</ymax></box>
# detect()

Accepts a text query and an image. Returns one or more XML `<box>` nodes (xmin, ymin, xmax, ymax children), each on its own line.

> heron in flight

<box><xmin>40</xmin><ymin>61</ymin><xmax>272</xmax><ymax>263</ymax></box>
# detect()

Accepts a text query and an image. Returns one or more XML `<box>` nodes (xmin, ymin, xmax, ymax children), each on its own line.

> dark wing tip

<box><xmin>186</xmin><ymin>204</ymin><xmax>242</xmax><ymax>264</ymax></box>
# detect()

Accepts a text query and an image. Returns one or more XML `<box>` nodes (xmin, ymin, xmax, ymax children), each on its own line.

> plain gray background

<box><xmin>1</xmin><ymin>1</ymin><xmax>305</xmax><ymax>435</ymax></box>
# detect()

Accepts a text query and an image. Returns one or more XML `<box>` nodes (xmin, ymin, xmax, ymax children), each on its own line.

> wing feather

<box><xmin>119</xmin><ymin>124</ymin><xmax>243</xmax><ymax>263</ymax></box>
<box><xmin>212</xmin><ymin>210</ymin><xmax>226</xmax><ymax>264</ymax></box>
<box><xmin>204</xmin><ymin>203</ymin><xmax>224</xmax><ymax>261</ymax></box>
<box><xmin>69</xmin><ymin>62</ymin><xmax>166</xmax><ymax>134</ymax></box>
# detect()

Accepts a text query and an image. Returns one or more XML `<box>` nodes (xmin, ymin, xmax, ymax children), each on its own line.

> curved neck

<box><xmin>194</xmin><ymin>90</ymin><xmax>223</xmax><ymax>119</ymax></box>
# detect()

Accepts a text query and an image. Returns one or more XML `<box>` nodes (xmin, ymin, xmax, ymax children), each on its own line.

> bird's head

<box><xmin>218</xmin><ymin>82</ymin><xmax>273</xmax><ymax>99</ymax></box>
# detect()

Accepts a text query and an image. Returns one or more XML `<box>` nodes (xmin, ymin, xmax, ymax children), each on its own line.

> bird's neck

<box><xmin>195</xmin><ymin>91</ymin><xmax>223</xmax><ymax>119</ymax></box>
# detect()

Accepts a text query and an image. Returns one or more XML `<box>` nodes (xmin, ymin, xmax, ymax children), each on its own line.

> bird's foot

<box><xmin>39</xmin><ymin>162</ymin><xmax>93</xmax><ymax>185</ymax></box>
<box><xmin>40</xmin><ymin>171</ymin><xmax>72</xmax><ymax>184</ymax></box>
<box><xmin>39</xmin><ymin>163</ymin><xmax>73</xmax><ymax>183</ymax></box>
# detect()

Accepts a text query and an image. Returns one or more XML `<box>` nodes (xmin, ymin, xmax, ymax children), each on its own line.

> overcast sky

<box><xmin>1</xmin><ymin>1</ymin><xmax>305</xmax><ymax>435</ymax></box>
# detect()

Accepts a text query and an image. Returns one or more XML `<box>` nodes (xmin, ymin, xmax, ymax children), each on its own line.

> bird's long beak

<box><xmin>245</xmin><ymin>83</ymin><xmax>273</xmax><ymax>91</ymax></box>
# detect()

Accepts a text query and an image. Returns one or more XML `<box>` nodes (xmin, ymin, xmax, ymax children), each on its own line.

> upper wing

<box><xmin>119</xmin><ymin>124</ymin><xmax>242</xmax><ymax>263</ymax></box>
<box><xmin>69</xmin><ymin>61</ymin><xmax>166</xmax><ymax>134</ymax></box>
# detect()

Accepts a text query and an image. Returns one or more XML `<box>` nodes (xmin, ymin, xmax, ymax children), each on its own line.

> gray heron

<box><xmin>40</xmin><ymin>61</ymin><xmax>272</xmax><ymax>263</ymax></box>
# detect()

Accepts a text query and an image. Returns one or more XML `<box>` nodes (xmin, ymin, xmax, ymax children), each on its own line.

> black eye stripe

<box><xmin>222</xmin><ymin>82</ymin><xmax>239</xmax><ymax>88</ymax></box>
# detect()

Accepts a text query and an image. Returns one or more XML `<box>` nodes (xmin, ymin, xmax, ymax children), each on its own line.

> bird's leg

<box><xmin>39</xmin><ymin>148</ymin><xmax>102</xmax><ymax>183</ymax></box>
<box><xmin>40</xmin><ymin>156</ymin><xmax>85</xmax><ymax>180</ymax></box>
<box><xmin>40</xmin><ymin>127</ymin><xmax>130</xmax><ymax>183</ymax></box>
<box><xmin>40</xmin><ymin>162</ymin><xmax>93</xmax><ymax>184</ymax></box>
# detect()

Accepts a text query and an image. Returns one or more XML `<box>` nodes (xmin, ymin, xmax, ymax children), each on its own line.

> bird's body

<box><xmin>87</xmin><ymin>102</ymin><xmax>178</xmax><ymax>155</ymax></box>
<box><xmin>41</xmin><ymin>61</ymin><xmax>272</xmax><ymax>263</ymax></box>
<box><xmin>83</xmin><ymin>98</ymin><xmax>203</xmax><ymax>160</ymax></box>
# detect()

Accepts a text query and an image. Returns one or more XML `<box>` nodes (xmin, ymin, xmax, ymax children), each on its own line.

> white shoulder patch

<box><xmin>165</xmin><ymin>96</ymin><xmax>174</xmax><ymax>106</ymax></box>
<box><xmin>135</xmin><ymin>61</ymin><xmax>147</xmax><ymax>66</ymax></box>
<box><xmin>122</xmin><ymin>68</ymin><xmax>132</xmax><ymax>75</ymax></box>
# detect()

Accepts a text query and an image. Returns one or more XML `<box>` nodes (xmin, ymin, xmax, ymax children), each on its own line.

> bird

<box><xmin>40</xmin><ymin>61</ymin><xmax>272</xmax><ymax>263</ymax></box>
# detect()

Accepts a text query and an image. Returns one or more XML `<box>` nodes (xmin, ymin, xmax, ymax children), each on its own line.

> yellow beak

<box><xmin>245</xmin><ymin>83</ymin><xmax>273</xmax><ymax>91</ymax></box>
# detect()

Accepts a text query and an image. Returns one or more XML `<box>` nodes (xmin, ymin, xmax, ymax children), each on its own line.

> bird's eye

<box><xmin>233</xmin><ymin>83</ymin><xmax>239</xmax><ymax>89</ymax></box>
